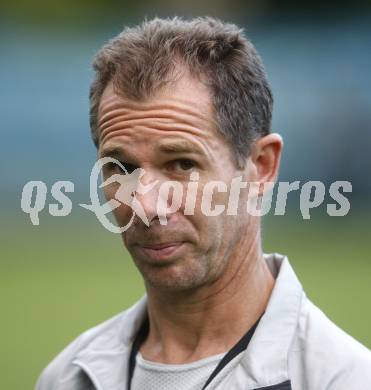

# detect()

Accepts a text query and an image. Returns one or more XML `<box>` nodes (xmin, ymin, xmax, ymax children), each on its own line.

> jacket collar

<box><xmin>71</xmin><ymin>297</ymin><xmax>147</xmax><ymax>390</ymax></box>
<box><xmin>71</xmin><ymin>253</ymin><xmax>303</xmax><ymax>390</ymax></box>
<box><xmin>236</xmin><ymin>253</ymin><xmax>303</xmax><ymax>388</ymax></box>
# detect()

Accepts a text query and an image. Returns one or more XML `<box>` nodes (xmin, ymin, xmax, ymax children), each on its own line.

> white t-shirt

<box><xmin>131</xmin><ymin>352</ymin><xmax>227</xmax><ymax>390</ymax></box>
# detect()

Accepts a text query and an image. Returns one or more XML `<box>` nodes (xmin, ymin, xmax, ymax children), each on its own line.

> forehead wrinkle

<box><xmin>99</xmin><ymin>97</ymin><xmax>211</xmax><ymax>117</ymax></box>
<box><xmin>100</xmin><ymin>128</ymin><xmax>218</xmax><ymax>163</ymax></box>
<box><xmin>100</xmin><ymin>122</ymin><xmax>215</xmax><ymax>148</ymax></box>
<box><xmin>99</xmin><ymin>110</ymin><xmax>173</xmax><ymax>131</ymax></box>
<box><xmin>99</xmin><ymin>109</ymin><xmax>211</xmax><ymax>138</ymax></box>
<box><xmin>99</xmin><ymin>120</ymin><xmax>212</xmax><ymax>146</ymax></box>
<box><xmin>98</xmin><ymin>98</ymin><xmax>214</xmax><ymax>128</ymax></box>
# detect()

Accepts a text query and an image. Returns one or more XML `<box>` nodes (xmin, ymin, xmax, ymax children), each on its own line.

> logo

<box><xmin>21</xmin><ymin>157</ymin><xmax>353</xmax><ymax>230</ymax></box>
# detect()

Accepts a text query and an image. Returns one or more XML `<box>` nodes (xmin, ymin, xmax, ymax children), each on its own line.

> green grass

<box><xmin>1</xmin><ymin>211</ymin><xmax>370</xmax><ymax>389</ymax></box>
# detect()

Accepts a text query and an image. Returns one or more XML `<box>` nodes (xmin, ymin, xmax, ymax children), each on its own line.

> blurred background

<box><xmin>1</xmin><ymin>0</ymin><xmax>371</xmax><ymax>388</ymax></box>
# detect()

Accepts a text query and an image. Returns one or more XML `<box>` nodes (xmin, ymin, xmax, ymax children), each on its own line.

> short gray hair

<box><xmin>90</xmin><ymin>16</ymin><xmax>273</xmax><ymax>168</ymax></box>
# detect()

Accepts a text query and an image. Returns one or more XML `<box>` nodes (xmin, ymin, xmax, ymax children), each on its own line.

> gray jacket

<box><xmin>36</xmin><ymin>254</ymin><xmax>371</xmax><ymax>390</ymax></box>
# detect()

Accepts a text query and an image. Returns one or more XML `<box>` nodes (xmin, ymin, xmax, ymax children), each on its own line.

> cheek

<box><xmin>103</xmin><ymin>184</ymin><xmax>134</xmax><ymax>225</ymax></box>
<box><xmin>103</xmin><ymin>183</ymin><xmax>116</xmax><ymax>200</ymax></box>
<box><xmin>186</xmin><ymin>178</ymin><xmax>244</xmax><ymax>250</ymax></box>
<box><xmin>183</xmin><ymin>185</ymin><xmax>227</xmax><ymax>249</ymax></box>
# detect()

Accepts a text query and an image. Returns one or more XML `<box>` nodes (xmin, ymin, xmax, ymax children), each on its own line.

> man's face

<box><xmin>97</xmin><ymin>72</ymin><xmax>256</xmax><ymax>292</ymax></box>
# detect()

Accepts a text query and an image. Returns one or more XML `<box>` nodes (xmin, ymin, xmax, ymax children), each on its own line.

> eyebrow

<box><xmin>100</xmin><ymin>141</ymin><xmax>204</xmax><ymax>159</ymax></box>
<box><xmin>158</xmin><ymin>141</ymin><xmax>204</xmax><ymax>156</ymax></box>
<box><xmin>99</xmin><ymin>146</ymin><xmax>128</xmax><ymax>159</ymax></box>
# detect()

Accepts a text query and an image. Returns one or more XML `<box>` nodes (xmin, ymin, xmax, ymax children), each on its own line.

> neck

<box><xmin>140</xmin><ymin>230</ymin><xmax>275</xmax><ymax>364</ymax></box>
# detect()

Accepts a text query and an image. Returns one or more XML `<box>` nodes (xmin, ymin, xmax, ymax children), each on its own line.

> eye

<box><xmin>117</xmin><ymin>161</ymin><xmax>138</xmax><ymax>174</ymax></box>
<box><xmin>173</xmin><ymin>159</ymin><xmax>196</xmax><ymax>171</ymax></box>
<box><xmin>106</xmin><ymin>161</ymin><xmax>138</xmax><ymax>174</ymax></box>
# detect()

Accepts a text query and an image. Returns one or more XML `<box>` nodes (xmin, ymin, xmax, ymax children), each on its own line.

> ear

<box><xmin>250</xmin><ymin>133</ymin><xmax>283</xmax><ymax>195</ymax></box>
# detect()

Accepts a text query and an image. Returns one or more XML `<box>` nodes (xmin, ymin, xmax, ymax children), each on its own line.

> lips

<box><xmin>137</xmin><ymin>242</ymin><xmax>185</xmax><ymax>261</ymax></box>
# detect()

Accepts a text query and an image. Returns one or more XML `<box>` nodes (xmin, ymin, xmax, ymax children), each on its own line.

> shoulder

<box><xmin>35</xmin><ymin>297</ymin><xmax>146</xmax><ymax>390</ymax></box>
<box><xmin>289</xmin><ymin>296</ymin><xmax>371</xmax><ymax>389</ymax></box>
<box><xmin>35</xmin><ymin>312</ymin><xmax>123</xmax><ymax>389</ymax></box>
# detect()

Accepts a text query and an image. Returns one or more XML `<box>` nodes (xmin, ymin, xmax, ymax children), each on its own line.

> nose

<box><xmin>133</xmin><ymin>169</ymin><xmax>182</xmax><ymax>227</ymax></box>
<box><xmin>133</xmin><ymin>169</ymin><xmax>162</xmax><ymax>226</ymax></box>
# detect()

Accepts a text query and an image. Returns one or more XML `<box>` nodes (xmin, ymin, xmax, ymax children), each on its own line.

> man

<box><xmin>36</xmin><ymin>17</ymin><xmax>371</xmax><ymax>390</ymax></box>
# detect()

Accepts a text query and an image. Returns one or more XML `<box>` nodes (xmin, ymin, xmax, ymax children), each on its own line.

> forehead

<box><xmin>99</xmin><ymin>70</ymin><xmax>213</xmax><ymax>118</ymax></box>
<box><xmin>97</xmin><ymin>72</ymin><xmax>221</xmax><ymax>148</ymax></box>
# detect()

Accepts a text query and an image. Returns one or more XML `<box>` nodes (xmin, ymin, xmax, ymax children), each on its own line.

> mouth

<box><xmin>137</xmin><ymin>242</ymin><xmax>185</xmax><ymax>261</ymax></box>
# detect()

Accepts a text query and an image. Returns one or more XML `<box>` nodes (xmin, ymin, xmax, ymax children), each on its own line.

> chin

<box><xmin>139</xmin><ymin>261</ymin><xmax>208</xmax><ymax>292</ymax></box>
